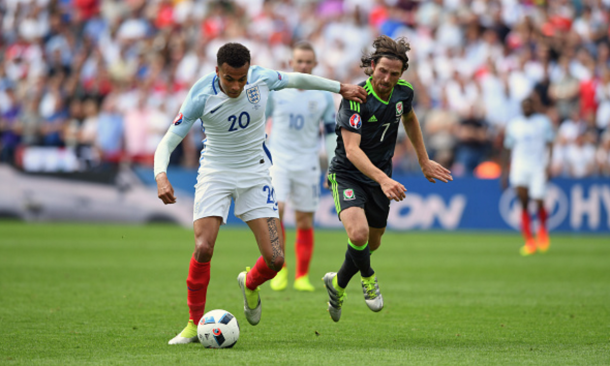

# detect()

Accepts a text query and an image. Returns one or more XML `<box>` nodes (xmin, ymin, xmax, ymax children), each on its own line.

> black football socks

<box><xmin>336</xmin><ymin>240</ymin><xmax>374</xmax><ymax>288</ymax></box>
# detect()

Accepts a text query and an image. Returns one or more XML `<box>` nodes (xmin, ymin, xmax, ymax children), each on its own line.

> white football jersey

<box><xmin>266</xmin><ymin>89</ymin><xmax>335</xmax><ymax>171</ymax></box>
<box><xmin>504</xmin><ymin>113</ymin><xmax>555</xmax><ymax>171</ymax></box>
<box><xmin>167</xmin><ymin>65</ymin><xmax>289</xmax><ymax>173</ymax></box>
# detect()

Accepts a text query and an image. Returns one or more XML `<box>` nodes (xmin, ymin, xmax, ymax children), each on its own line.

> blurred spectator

<box><xmin>597</xmin><ymin>132</ymin><xmax>610</xmax><ymax>176</ymax></box>
<box><xmin>39</xmin><ymin>79</ymin><xmax>68</xmax><ymax>147</ymax></box>
<box><xmin>64</xmin><ymin>98</ymin><xmax>84</xmax><ymax>149</ymax></box>
<box><xmin>95</xmin><ymin>94</ymin><xmax>124</xmax><ymax>165</ymax></box>
<box><xmin>18</xmin><ymin>97</ymin><xmax>42</xmax><ymax>146</ymax></box>
<box><xmin>564</xmin><ymin>130</ymin><xmax>598</xmax><ymax>178</ymax></box>
<box><xmin>0</xmin><ymin>0</ymin><xmax>608</xmax><ymax>179</ymax></box>
<box><xmin>595</xmin><ymin>67</ymin><xmax>610</xmax><ymax>132</ymax></box>
<box><xmin>445</xmin><ymin>71</ymin><xmax>479</xmax><ymax>116</ymax></box>
<box><xmin>558</xmin><ymin>110</ymin><xmax>587</xmax><ymax>143</ymax></box>
<box><xmin>78</xmin><ymin>98</ymin><xmax>100</xmax><ymax>169</ymax></box>
<box><xmin>124</xmin><ymin>90</ymin><xmax>153</xmax><ymax>165</ymax></box>
<box><xmin>0</xmin><ymin>88</ymin><xmax>22</xmax><ymax>164</ymax></box>
<box><xmin>549</xmin><ymin>56</ymin><xmax>581</xmax><ymax>121</ymax></box>
<box><xmin>453</xmin><ymin>107</ymin><xmax>489</xmax><ymax>176</ymax></box>
<box><xmin>532</xmin><ymin>65</ymin><xmax>553</xmax><ymax>111</ymax></box>
<box><xmin>423</xmin><ymin>94</ymin><xmax>458</xmax><ymax>169</ymax></box>
<box><xmin>147</xmin><ymin>100</ymin><xmax>170</xmax><ymax>156</ymax></box>
<box><xmin>550</xmin><ymin>134</ymin><xmax>570</xmax><ymax>177</ymax></box>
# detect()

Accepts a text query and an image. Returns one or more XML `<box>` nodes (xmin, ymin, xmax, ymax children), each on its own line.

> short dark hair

<box><xmin>360</xmin><ymin>36</ymin><xmax>410</xmax><ymax>76</ymax></box>
<box><xmin>217</xmin><ymin>43</ymin><xmax>251</xmax><ymax>68</ymax></box>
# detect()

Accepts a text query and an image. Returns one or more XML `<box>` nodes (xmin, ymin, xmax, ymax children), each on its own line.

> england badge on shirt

<box><xmin>246</xmin><ymin>86</ymin><xmax>261</xmax><ymax>104</ymax></box>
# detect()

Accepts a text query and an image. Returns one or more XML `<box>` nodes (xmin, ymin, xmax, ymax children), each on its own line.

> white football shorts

<box><xmin>193</xmin><ymin>167</ymin><xmax>279</xmax><ymax>224</ymax></box>
<box><xmin>509</xmin><ymin>167</ymin><xmax>547</xmax><ymax>200</ymax></box>
<box><xmin>269</xmin><ymin>165</ymin><xmax>320</xmax><ymax>212</ymax></box>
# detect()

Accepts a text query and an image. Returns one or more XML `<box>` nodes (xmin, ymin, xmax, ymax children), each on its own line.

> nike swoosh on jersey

<box><xmin>210</xmin><ymin>105</ymin><xmax>223</xmax><ymax>114</ymax></box>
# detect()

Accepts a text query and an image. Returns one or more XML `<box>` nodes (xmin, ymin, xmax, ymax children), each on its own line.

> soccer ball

<box><xmin>197</xmin><ymin>309</ymin><xmax>240</xmax><ymax>348</ymax></box>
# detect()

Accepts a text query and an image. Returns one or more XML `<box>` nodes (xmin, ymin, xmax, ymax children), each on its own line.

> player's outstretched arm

<box><xmin>154</xmin><ymin>131</ymin><xmax>183</xmax><ymax>205</ymax></box>
<box><xmin>342</xmin><ymin>129</ymin><xmax>406</xmax><ymax>201</ymax></box>
<box><xmin>285</xmin><ymin>72</ymin><xmax>366</xmax><ymax>103</ymax></box>
<box><xmin>401</xmin><ymin>108</ymin><xmax>452</xmax><ymax>183</ymax></box>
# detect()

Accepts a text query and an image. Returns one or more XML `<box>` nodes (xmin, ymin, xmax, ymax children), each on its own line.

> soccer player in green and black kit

<box><xmin>323</xmin><ymin>36</ymin><xmax>453</xmax><ymax>322</ymax></box>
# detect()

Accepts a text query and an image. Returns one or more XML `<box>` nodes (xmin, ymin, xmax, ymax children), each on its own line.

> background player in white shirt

<box><xmin>154</xmin><ymin>43</ymin><xmax>366</xmax><ymax>344</ymax></box>
<box><xmin>502</xmin><ymin>97</ymin><xmax>555</xmax><ymax>256</ymax></box>
<box><xmin>266</xmin><ymin>42</ymin><xmax>337</xmax><ymax>292</ymax></box>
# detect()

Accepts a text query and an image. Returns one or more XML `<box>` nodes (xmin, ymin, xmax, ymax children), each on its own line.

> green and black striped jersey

<box><xmin>329</xmin><ymin>77</ymin><xmax>415</xmax><ymax>185</ymax></box>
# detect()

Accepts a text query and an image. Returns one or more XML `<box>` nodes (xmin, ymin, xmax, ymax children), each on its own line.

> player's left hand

<box><xmin>339</xmin><ymin>84</ymin><xmax>367</xmax><ymax>103</ymax></box>
<box><xmin>421</xmin><ymin>160</ymin><xmax>453</xmax><ymax>183</ymax></box>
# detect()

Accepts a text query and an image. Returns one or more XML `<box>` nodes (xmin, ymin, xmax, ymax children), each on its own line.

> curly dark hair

<box><xmin>217</xmin><ymin>43</ymin><xmax>251</xmax><ymax>68</ymax></box>
<box><xmin>360</xmin><ymin>36</ymin><xmax>410</xmax><ymax>76</ymax></box>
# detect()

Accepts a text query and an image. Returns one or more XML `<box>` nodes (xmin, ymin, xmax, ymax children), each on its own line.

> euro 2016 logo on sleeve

<box><xmin>173</xmin><ymin>112</ymin><xmax>183</xmax><ymax>126</ymax></box>
<box><xmin>246</xmin><ymin>86</ymin><xmax>261</xmax><ymax>104</ymax></box>
<box><xmin>349</xmin><ymin>114</ymin><xmax>362</xmax><ymax>129</ymax></box>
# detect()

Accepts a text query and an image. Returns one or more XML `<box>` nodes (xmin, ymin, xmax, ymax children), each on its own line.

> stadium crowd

<box><xmin>0</xmin><ymin>0</ymin><xmax>609</xmax><ymax>177</ymax></box>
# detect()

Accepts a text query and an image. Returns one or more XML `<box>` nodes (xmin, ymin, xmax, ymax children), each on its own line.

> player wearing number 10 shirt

<box><xmin>153</xmin><ymin>43</ymin><xmax>366</xmax><ymax>344</ymax></box>
<box><xmin>266</xmin><ymin>42</ymin><xmax>337</xmax><ymax>293</ymax></box>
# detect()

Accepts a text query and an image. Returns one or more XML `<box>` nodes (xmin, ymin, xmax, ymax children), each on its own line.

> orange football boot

<box><xmin>537</xmin><ymin>229</ymin><xmax>550</xmax><ymax>253</ymax></box>
<box><xmin>520</xmin><ymin>238</ymin><xmax>537</xmax><ymax>256</ymax></box>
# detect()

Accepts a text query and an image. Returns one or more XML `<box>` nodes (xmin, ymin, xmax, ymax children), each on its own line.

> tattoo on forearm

<box><xmin>267</xmin><ymin>218</ymin><xmax>282</xmax><ymax>267</ymax></box>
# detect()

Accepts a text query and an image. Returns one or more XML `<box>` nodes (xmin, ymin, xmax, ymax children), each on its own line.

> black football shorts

<box><xmin>327</xmin><ymin>172</ymin><xmax>390</xmax><ymax>228</ymax></box>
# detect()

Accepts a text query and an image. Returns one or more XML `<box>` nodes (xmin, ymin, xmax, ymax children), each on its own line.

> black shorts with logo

<box><xmin>327</xmin><ymin>172</ymin><xmax>390</xmax><ymax>229</ymax></box>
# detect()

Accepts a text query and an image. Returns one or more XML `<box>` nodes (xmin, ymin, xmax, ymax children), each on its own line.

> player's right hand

<box><xmin>155</xmin><ymin>173</ymin><xmax>177</xmax><ymax>205</ymax></box>
<box><xmin>339</xmin><ymin>84</ymin><xmax>367</xmax><ymax>104</ymax></box>
<box><xmin>380</xmin><ymin>178</ymin><xmax>406</xmax><ymax>202</ymax></box>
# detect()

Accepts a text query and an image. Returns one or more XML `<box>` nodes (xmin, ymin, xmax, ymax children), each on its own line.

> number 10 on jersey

<box><xmin>289</xmin><ymin>113</ymin><xmax>304</xmax><ymax>130</ymax></box>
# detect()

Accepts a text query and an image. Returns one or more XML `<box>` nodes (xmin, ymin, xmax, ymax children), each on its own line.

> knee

<box><xmin>347</xmin><ymin>227</ymin><xmax>369</xmax><ymax>247</ymax></box>
<box><xmin>295</xmin><ymin>214</ymin><xmax>314</xmax><ymax>230</ymax></box>
<box><xmin>296</xmin><ymin>220</ymin><xmax>313</xmax><ymax>230</ymax></box>
<box><xmin>267</xmin><ymin>255</ymin><xmax>284</xmax><ymax>272</ymax></box>
<box><xmin>194</xmin><ymin>237</ymin><xmax>215</xmax><ymax>262</ymax></box>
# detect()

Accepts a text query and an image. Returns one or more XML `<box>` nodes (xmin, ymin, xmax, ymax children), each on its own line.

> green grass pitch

<box><xmin>1</xmin><ymin>222</ymin><xmax>609</xmax><ymax>365</ymax></box>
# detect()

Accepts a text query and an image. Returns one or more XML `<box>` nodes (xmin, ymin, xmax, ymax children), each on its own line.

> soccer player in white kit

<box><xmin>154</xmin><ymin>43</ymin><xmax>366</xmax><ymax>344</ymax></box>
<box><xmin>502</xmin><ymin>97</ymin><xmax>555</xmax><ymax>256</ymax></box>
<box><xmin>266</xmin><ymin>42</ymin><xmax>337</xmax><ymax>292</ymax></box>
